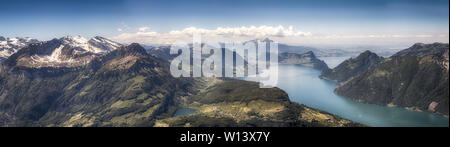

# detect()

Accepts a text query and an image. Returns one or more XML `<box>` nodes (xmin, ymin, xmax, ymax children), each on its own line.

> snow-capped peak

<box><xmin>0</xmin><ymin>36</ymin><xmax>39</xmax><ymax>59</ymax></box>
<box><xmin>1</xmin><ymin>35</ymin><xmax>123</xmax><ymax>66</ymax></box>
<box><xmin>18</xmin><ymin>36</ymin><xmax>123</xmax><ymax>67</ymax></box>
<box><xmin>59</xmin><ymin>35</ymin><xmax>122</xmax><ymax>54</ymax></box>
<box><xmin>88</xmin><ymin>36</ymin><xmax>122</xmax><ymax>52</ymax></box>
<box><xmin>61</xmin><ymin>35</ymin><xmax>89</xmax><ymax>45</ymax></box>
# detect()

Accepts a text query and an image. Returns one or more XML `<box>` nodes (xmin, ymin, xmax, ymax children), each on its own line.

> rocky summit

<box><xmin>320</xmin><ymin>50</ymin><xmax>383</xmax><ymax>83</ymax></box>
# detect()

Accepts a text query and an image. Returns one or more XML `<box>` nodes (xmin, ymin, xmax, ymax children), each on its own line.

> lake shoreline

<box><xmin>248</xmin><ymin>64</ymin><xmax>448</xmax><ymax>127</ymax></box>
<box><xmin>319</xmin><ymin>75</ymin><xmax>449</xmax><ymax>119</ymax></box>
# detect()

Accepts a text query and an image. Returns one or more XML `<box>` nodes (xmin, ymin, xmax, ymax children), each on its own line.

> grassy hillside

<box><xmin>334</xmin><ymin>43</ymin><xmax>449</xmax><ymax>115</ymax></box>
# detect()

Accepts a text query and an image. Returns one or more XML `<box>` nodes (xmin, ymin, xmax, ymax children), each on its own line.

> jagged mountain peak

<box><xmin>88</xmin><ymin>43</ymin><xmax>163</xmax><ymax>72</ymax></box>
<box><xmin>2</xmin><ymin>36</ymin><xmax>123</xmax><ymax>68</ymax></box>
<box><xmin>126</xmin><ymin>43</ymin><xmax>147</xmax><ymax>53</ymax></box>
<box><xmin>411</xmin><ymin>42</ymin><xmax>426</xmax><ymax>49</ymax></box>
<box><xmin>58</xmin><ymin>35</ymin><xmax>122</xmax><ymax>54</ymax></box>
<box><xmin>59</xmin><ymin>35</ymin><xmax>88</xmax><ymax>49</ymax></box>
<box><xmin>0</xmin><ymin>36</ymin><xmax>39</xmax><ymax>60</ymax></box>
<box><xmin>358</xmin><ymin>50</ymin><xmax>380</xmax><ymax>59</ymax></box>
<box><xmin>262</xmin><ymin>37</ymin><xmax>274</xmax><ymax>42</ymax></box>
<box><xmin>90</xmin><ymin>36</ymin><xmax>121</xmax><ymax>46</ymax></box>
<box><xmin>61</xmin><ymin>35</ymin><xmax>87</xmax><ymax>42</ymax></box>
<box><xmin>361</xmin><ymin>50</ymin><xmax>375</xmax><ymax>54</ymax></box>
<box><xmin>303</xmin><ymin>51</ymin><xmax>316</xmax><ymax>57</ymax></box>
<box><xmin>92</xmin><ymin>36</ymin><xmax>109</xmax><ymax>41</ymax></box>
<box><xmin>103</xmin><ymin>43</ymin><xmax>148</xmax><ymax>59</ymax></box>
<box><xmin>320</xmin><ymin>50</ymin><xmax>383</xmax><ymax>83</ymax></box>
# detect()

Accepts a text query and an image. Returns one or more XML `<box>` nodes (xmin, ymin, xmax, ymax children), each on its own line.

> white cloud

<box><xmin>113</xmin><ymin>25</ymin><xmax>311</xmax><ymax>44</ymax></box>
<box><xmin>117</xmin><ymin>28</ymin><xmax>123</xmax><ymax>32</ymax></box>
<box><xmin>111</xmin><ymin>25</ymin><xmax>449</xmax><ymax>46</ymax></box>
<box><xmin>438</xmin><ymin>34</ymin><xmax>449</xmax><ymax>38</ymax></box>
<box><xmin>167</xmin><ymin>25</ymin><xmax>311</xmax><ymax>37</ymax></box>
<box><xmin>310</xmin><ymin>34</ymin><xmax>439</xmax><ymax>39</ymax></box>
<box><xmin>138</xmin><ymin>27</ymin><xmax>150</xmax><ymax>32</ymax></box>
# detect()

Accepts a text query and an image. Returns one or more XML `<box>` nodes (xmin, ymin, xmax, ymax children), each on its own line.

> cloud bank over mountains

<box><xmin>113</xmin><ymin>25</ymin><xmax>312</xmax><ymax>44</ymax></box>
<box><xmin>112</xmin><ymin>25</ymin><xmax>449</xmax><ymax>47</ymax></box>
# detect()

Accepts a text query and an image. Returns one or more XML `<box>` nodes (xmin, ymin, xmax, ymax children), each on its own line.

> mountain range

<box><xmin>2</xmin><ymin>34</ymin><xmax>446</xmax><ymax>127</ymax></box>
<box><xmin>0</xmin><ymin>36</ymin><xmax>361</xmax><ymax>127</ymax></box>
<box><xmin>321</xmin><ymin>43</ymin><xmax>449</xmax><ymax>116</ymax></box>
<box><xmin>3</xmin><ymin>36</ymin><xmax>122</xmax><ymax>68</ymax></box>
<box><xmin>146</xmin><ymin>42</ymin><xmax>329</xmax><ymax>72</ymax></box>
<box><xmin>0</xmin><ymin>36</ymin><xmax>39</xmax><ymax>62</ymax></box>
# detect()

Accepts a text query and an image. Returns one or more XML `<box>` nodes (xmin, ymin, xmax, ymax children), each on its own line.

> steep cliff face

<box><xmin>320</xmin><ymin>50</ymin><xmax>383</xmax><ymax>83</ymax></box>
<box><xmin>279</xmin><ymin>51</ymin><xmax>329</xmax><ymax>71</ymax></box>
<box><xmin>334</xmin><ymin>43</ymin><xmax>449</xmax><ymax>115</ymax></box>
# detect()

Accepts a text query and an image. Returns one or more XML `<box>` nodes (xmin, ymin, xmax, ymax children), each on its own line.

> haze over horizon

<box><xmin>1</xmin><ymin>0</ymin><xmax>448</xmax><ymax>48</ymax></box>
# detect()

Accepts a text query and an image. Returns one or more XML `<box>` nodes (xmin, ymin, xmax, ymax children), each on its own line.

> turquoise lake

<box><xmin>173</xmin><ymin>108</ymin><xmax>197</xmax><ymax>117</ymax></box>
<box><xmin>246</xmin><ymin>57</ymin><xmax>449</xmax><ymax>127</ymax></box>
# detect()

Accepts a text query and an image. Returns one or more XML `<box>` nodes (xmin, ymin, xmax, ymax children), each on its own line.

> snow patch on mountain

<box><xmin>23</xmin><ymin>36</ymin><xmax>122</xmax><ymax>67</ymax></box>
<box><xmin>30</xmin><ymin>45</ymin><xmax>74</xmax><ymax>63</ymax></box>
<box><xmin>0</xmin><ymin>36</ymin><xmax>39</xmax><ymax>59</ymax></box>
<box><xmin>60</xmin><ymin>35</ymin><xmax>122</xmax><ymax>54</ymax></box>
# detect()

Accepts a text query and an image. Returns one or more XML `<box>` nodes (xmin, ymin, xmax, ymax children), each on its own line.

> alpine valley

<box><xmin>0</xmin><ymin>36</ymin><xmax>362</xmax><ymax>127</ymax></box>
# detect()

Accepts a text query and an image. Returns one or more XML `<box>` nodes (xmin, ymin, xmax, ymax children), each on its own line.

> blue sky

<box><xmin>0</xmin><ymin>0</ymin><xmax>448</xmax><ymax>46</ymax></box>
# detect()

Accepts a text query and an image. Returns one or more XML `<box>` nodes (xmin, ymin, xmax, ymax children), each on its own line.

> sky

<box><xmin>0</xmin><ymin>0</ymin><xmax>448</xmax><ymax>48</ymax></box>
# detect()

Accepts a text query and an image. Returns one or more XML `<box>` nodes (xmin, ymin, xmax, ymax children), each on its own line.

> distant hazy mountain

<box><xmin>328</xmin><ymin>43</ymin><xmax>449</xmax><ymax>115</ymax></box>
<box><xmin>279</xmin><ymin>51</ymin><xmax>329</xmax><ymax>71</ymax></box>
<box><xmin>245</xmin><ymin>38</ymin><xmax>360</xmax><ymax>57</ymax></box>
<box><xmin>146</xmin><ymin>45</ymin><xmax>173</xmax><ymax>61</ymax></box>
<box><xmin>147</xmin><ymin>44</ymin><xmax>330</xmax><ymax>72</ymax></box>
<box><xmin>0</xmin><ymin>36</ymin><xmax>39</xmax><ymax>62</ymax></box>
<box><xmin>278</xmin><ymin>44</ymin><xmax>360</xmax><ymax>57</ymax></box>
<box><xmin>4</xmin><ymin>36</ymin><xmax>122</xmax><ymax>68</ymax></box>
